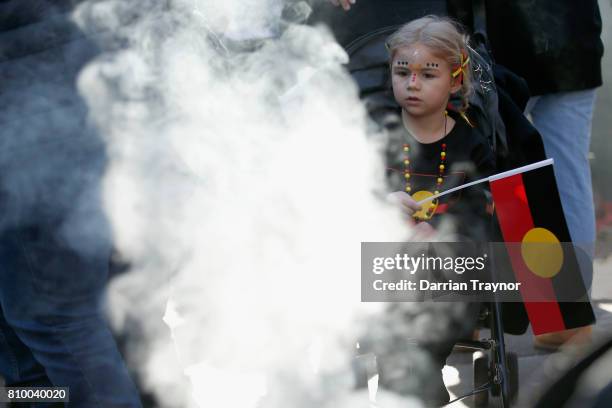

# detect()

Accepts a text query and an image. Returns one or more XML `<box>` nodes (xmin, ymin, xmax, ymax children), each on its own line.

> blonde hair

<box><xmin>386</xmin><ymin>16</ymin><xmax>472</xmax><ymax>112</ymax></box>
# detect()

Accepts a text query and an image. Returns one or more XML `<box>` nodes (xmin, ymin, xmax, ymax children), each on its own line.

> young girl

<box><xmin>385</xmin><ymin>16</ymin><xmax>495</xmax><ymax>238</ymax></box>
<box><xmin>380</xmin><ymin>16</ymin><xmax>496</xmax><ymax>405</ymax></box>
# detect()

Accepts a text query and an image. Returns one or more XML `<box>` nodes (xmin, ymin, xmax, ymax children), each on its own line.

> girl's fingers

<box><xmin>329</xmin><ymin>0</ymin><xmax>340</xmax><ymax>6</ymax></box>
<box><xmin>400</xmin><ymin>197</ymin><xmax>421</xmax><ymax>212</ymax></box>
<box><xmin>403</xmin><ymin>201</ymin><xmax>421</xmax><ymax>212</ymax></box>
<box><xmin>387</xmin><ymin>191</ymin><xmax>421</xmax><ymax>213</ymax></box>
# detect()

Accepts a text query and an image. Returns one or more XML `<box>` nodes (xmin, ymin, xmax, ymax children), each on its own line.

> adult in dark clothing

<box><xmin>448</xmin><ymin>0</ymin><xmax>604</xmax><ymax>350</ymax></box>
<box><xmin>0</xmin><ymin>1</ymin><xmax>141</xmax><ymax>406</ymax></box>
<box><xmin>324</xmin><ymin>0</ymin><xmax>603</xmax><ymax>94</ymax></box>
<box><xmin>448</xmin><ymin>0</ymin><xmax>603</xmax><ymax>95</ymax></box>
<box><xmin>310</xmin><ymin>0</ymin><xmax>448</xmax><ymax>47</ymax></box>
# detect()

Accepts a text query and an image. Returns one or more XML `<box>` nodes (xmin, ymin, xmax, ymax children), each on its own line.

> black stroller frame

<box><xmin>446</xmin><ymin>239</ymin><xmax>519</xmax><ymax>408</ymax></box>
<box><xmin>451</xmin><ymin>299</ymin><xmax>519</xmax><ymax>407</ymax></box>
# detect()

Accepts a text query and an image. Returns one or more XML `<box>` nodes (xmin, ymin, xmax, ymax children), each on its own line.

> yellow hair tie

<box><xmin>452</xmin><ymin>52</ymin><xmax>470</xmax><ymax>78</ymax></box>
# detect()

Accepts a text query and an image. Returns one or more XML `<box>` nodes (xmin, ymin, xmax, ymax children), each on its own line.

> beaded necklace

<box><xmin>402</xmin><ymin>112</ymin><xmax>448</xmax><ymax>220</ymax></box>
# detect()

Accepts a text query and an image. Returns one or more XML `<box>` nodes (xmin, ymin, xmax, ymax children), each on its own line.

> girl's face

<box><xmin>391</xmin><ymin>43</ymin><xmax>461</xmax><ymax>119</ymax></box>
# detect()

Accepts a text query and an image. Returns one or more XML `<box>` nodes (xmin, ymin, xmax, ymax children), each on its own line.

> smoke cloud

<box><xmin>69</xmin><ymin>0</ymin><xmax>416</xmax><ymax>407</ymax></box>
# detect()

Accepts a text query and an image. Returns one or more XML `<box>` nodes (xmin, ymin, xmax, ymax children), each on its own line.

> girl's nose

<box><xmin>408</xmin><ymin>73</ymin><xmax>419</xmax><ymax>88</ymax></box>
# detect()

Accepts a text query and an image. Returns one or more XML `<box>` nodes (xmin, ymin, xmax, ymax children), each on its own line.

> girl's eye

<box><xmin>423</xmin><ymin>73</ymin><xmax>436</xmax><ymax>79</ymax></box>
<box><xmin>395</xmin><ymin>71</ymin><xmax>408</xmax><ymax>77</ymax></box>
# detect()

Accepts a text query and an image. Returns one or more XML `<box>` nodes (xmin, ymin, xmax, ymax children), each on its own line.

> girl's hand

<box><xmin>328</xmin><ymin>0</ymin><xmax>356</xmax><ymax>11</ymax></box>
<box><xmin>387</xmin><ymin>192</ymin><xmax>437</xmax><ymax>238</ymax></box>
<box><xmin>387</xmin><ymin>191</ymin><xmax>422</xmax><ymax>216</ymax></box>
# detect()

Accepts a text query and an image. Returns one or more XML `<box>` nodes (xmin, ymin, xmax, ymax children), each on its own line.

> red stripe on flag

<box><xmin>491</xmin><ymin>175</ymin><xmax>531</xmax><ymax>241</ymax></box>
<box><xmin>434</xmin><ymin>203</ymin><xmax>449</xmax><ymax>214</ymax></box>
<box><xmin>490</xmin><ymin>174</ymin><xmax>566</xmax><ymax>334</ymax></box>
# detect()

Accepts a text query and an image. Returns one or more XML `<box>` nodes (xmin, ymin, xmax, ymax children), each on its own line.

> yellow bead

<box><xmin>403</xmin><ymin>146</ymin><xmax>409</xmax><ymax>152</ymax></box>
<box><xmin>404</xmin><ymin>160</ymin><xmax>410</xmax><ymax>165</ymax></box>
<box><xmin>441</xmin><ymin>152</ymin><xmax>446</xmax><ymax>158</ymax></box>
<box><xmin>434</xmin><ymin>190</ymin><xmax>440</xmax><ymax>195</ymax></box>
<box><xmin>439</xmin><ymin>164</ymin><xmax>445</xmax><ymax>171</ymax></box>
<box><xmin>437</xmin><ymin>177</ymin><xmax>443</xmax><ymax>184</ymax></box>
<box><xmin>405</xmin><ymin>186</ymin><xmax>411</xmax><ymax>192</ymax></box>
<box><xmin>404</xmin><ymin>173</ymin><xmax>410</xmax><ymax>179</ymax></box>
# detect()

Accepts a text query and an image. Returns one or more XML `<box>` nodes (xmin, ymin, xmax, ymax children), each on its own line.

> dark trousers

<box><xmin>0</xmin><ymin>227</ymin><xmax>141</xmax><ymax>407</ymax></box>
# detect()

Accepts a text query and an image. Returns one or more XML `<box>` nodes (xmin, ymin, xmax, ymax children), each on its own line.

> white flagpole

<box><xmin>416</xmin><ymin>158</ymin><xmax>554</xmax><ymax>205</ymax></box>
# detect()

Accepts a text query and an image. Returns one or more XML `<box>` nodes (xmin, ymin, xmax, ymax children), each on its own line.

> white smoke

<box><xmin>71</xmin><ymin>0</ymin><xmax>416</xmax><ymax>407</ymax></box>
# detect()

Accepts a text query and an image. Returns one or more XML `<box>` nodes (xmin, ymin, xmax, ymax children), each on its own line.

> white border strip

<box><xmin>488</xmin><ymin>158</ymin><xmax>553</xmax><ymax>182</ymax></box>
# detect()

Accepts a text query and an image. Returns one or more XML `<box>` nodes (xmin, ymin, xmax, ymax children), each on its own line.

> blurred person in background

<box><xmin>447</xmin><ymin>0</ymin><xmax>604</xmax><ymax>350</ymax></box>
<box><xmin>0</xmin><ymin>1</ymin><xmax>142</xmax><ymax>406</ymax></box>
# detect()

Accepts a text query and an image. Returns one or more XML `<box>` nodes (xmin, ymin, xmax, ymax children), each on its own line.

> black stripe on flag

<box><xmin>522</xmin><ymin>165</ymin><xmax>595</xmax><ymax>328</ymax></box>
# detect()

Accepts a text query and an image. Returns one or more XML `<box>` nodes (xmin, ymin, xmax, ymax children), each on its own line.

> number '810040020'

<box><xmin>1</xmin><ymin>387</ymin><xmax>69</xmax><ymax>403</ymax></box>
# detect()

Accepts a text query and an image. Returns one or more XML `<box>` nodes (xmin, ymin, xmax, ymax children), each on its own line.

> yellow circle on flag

<box><xmin>411</xmin><ymin>190</ymin><xmax>438</xmax><ymax>220</ymax></box>
<box><xmin>521</xmin><ymin>227</ymin><xmax>563</xmax><ymax>278</ymax></box>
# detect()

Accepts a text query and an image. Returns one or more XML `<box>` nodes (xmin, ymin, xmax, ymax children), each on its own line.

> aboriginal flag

<box><xmin>489</xmin><ymin>162</ymin><xmax>595</xmax><ymax>335</ymax></box>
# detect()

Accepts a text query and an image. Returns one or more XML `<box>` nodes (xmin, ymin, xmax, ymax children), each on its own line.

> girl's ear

<box><xmin>450</xmin><ymin>76</ymin><xmax>462</xmax><ymax>94</ymax></box>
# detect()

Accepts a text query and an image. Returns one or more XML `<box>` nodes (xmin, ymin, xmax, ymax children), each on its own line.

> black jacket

<box><xmin>307</xmin><ymin>0</ymin><xmax>447</xmax><ymax>47</ymax></box>
<box><xmin>311</xmin><ymin>0</ymin><xmax>603</xmax><ymax>95</ymax></box>
<box><xmin>448</xmin><ymin>0</ymin><xmax>604</xmax><ymax>95</ymax></box>
<box><xmin>0</xmin><ymin>0</ymin><xmax>103</xmax><ymax>231</ymax></box>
